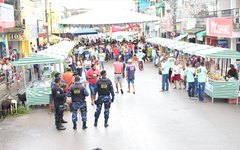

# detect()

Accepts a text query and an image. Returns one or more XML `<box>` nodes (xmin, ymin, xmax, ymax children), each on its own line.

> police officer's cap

<box><xmin>100</xmin><ymin>70</ymin><xmax>107</xmax><ymax>76</ymax></box>
<box><xmin>75</xmin><ymin>76</ymin><xmax>80</xmax><ymax>82</ymax></box>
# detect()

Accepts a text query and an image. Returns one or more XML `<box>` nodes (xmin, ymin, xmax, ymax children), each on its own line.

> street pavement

<box><xmin>1</xmin><ymin>61</ymin><xmax>240</xmax><ymax>150</ymax></box>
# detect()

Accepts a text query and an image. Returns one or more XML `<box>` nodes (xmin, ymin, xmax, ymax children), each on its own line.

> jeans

<box><xmin>152</xmin><ymin>56</ymin><xmax>156</xmax><ymax>65</ymax></box>
<box><xmin>72</xmin><ymin>101</ymin><xmax>87</xmax><ymax>123</ymax></box>
<box><xmin>188</xmin><ymin>82</ymin><xmax>195</xmax><ymax>97</ymax></box>
<box><xmin>162</xmin><ymin>74</ymin><xmax>169</xmax><ymax>91</ymax></box>
<box><xmin>194</xmin><ymin>78</ymin><xmax>198</xmax><ymax>96</ymax></box>
<box><xmin>198</xmin><ymin>82</ymin><xmax>206</xmax><ymax>101</ymax></box>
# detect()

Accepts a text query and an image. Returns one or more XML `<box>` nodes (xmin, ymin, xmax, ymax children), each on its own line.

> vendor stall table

<box><xmin>205</xmin><ymin>79</ymin><xmax>239</xmax><ymax>103</ymax></box>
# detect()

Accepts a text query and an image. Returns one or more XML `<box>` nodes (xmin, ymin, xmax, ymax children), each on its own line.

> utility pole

<box><xmin>171</xmin><ymin>0</ymin><xmax>177</xmax><ymax>38</ymax></box>
<box><xmin>50</xmin><ymin>2</ymin><xmax>52</xmax><ymax>34</ymax></box>
<box><xmin>45</xmin><ymin>0</ymin><xmax>49</xmax><ymax>44</ymax></box>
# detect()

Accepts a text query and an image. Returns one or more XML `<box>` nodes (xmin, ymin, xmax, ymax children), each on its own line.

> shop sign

<box><xmin>166</xmin><ymin>19</ymin><xmax>173</xmax><ymax>32</ymax></box>
<box><xmin>207</xmin><ymin>18</ymin><xmax>233</xmax><ymax>38</ymax></box>
<box><xmin>217</xmin><ymin>39</ymin><xmax>228</xmax><ymax>48</ymax></box>
<box><xmin>10</xmin><ymin>34</ymin><xmax>19</xmax><ymax>40</ymax></box>
<box><xmin>8</xmin><ymin>34</ymin><xmax>23</xmax><ymax>41</ymax></box>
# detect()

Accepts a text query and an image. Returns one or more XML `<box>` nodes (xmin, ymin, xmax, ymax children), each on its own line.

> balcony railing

<box><xmin>195</xmin><ymin>8</ymin><xmax>240</xmax><ymax>18</ymax></box>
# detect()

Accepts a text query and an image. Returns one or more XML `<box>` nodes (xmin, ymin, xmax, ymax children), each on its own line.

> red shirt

<box><xmin>86</xmin><ymin>69</ymin><xmax>100</xmax><ymax>84</ymax></box>
<box><xmin>114</xmin><ymin>61</ymin><xmax>123</xmax><ymax>73</ymax></box>
<box><xmin>113</xmin><ymin>47</ymin><xmax>119</xmax><ymax>56</ymax></box>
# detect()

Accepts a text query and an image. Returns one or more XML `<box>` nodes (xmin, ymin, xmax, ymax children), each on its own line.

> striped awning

<box><xmin>195</xmin><ymin>47</ymin><xmax>240</xmax><ymax>59</ymax></box>
<box><xmin>182</xmin><ymin>45</ymin><xmax>212</xmax><ymax>55</ymax></box>
<box><xmin>13</xmin><ymin>41</ymin><xmax>75</xmax><ymax>66</ymax></box>
<box><xmin>166</xmin><ymin>41</ymin><xmax>188</xmax><ymax>49</ymax></box>
<box><xmin>172</xmin><ymin>43</ymin><xmax>198</xmax><ymax>51</ymax></box>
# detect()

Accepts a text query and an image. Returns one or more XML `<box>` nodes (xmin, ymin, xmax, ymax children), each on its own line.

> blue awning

<box><xmin>72</xmin><ymin>28</ymin><xmax>98</xmax><ymax>35</ymax></box>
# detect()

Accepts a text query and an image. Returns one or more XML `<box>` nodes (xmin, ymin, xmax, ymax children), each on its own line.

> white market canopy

<box><xmin>60</xmin><ymin>9</ymin><xmax>160</xmax><ymax>25</ymax></box>
<box><xmin>13</xmin><ymin>41</ymin><xmax>76</xmax><ymax>66</ymax></box>
<box><xmin>146</xmin><ymin>37</ymin><xmax>240</xmax><ymax>59</ymax></box>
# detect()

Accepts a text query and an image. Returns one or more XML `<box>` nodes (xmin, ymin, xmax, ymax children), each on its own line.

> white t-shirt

<box><xmin>173</xmin><ymin>64</ymin><xmax>182</xmax><ymax>75</ymax></box>
<box><xmin>68</xmin><ymin>57</ymin><xmax>73</xmax><ymax>65</ymax></box>
<box><xmin>84</xmin><ymin>60</ymin><xmax>91</xmax><ymax>68</ymax></box>
<box><xmin>76</xmin><ymin>61</ymin><xmax>82</xmax><ymax>69</ymax></box>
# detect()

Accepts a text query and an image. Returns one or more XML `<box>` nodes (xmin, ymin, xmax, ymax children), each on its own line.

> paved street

<box><xmin>1</xmin><ymin>62</ymin><xmax>240</xmax><ymax>150</ymax></box>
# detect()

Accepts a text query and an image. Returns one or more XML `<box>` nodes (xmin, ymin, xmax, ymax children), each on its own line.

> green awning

<box><xmin>13</xmin><ymin>41</ymin><xmax>75</xmax><ymax>66</ymax></box>
<box><xmin>156</xmin><ymin>2</ymin><xmax>165</xmax><ymax>8</ymax></box>
<box><xmin>182</xmin><ymin>45</ymin><xmax>212</xmax><ymax>55</ymax></box>
<box><xmin>157</xmin><ymin>8</ymin><xmax>161</xmax><ymax>15</ymax></box>
<box><xmin>195</xmin><ymin>47</ymin><xmax>240</xmax><ymax>59</ymax></box>
<box><xmin>196</xmin><ymin>30</ymin><xmax>206</xmax><ymax>37</ymax></box>
<box><xmin>185</xmin><ymin>28</ymin><xmax>205</xmax><ymax>35</ymax></box>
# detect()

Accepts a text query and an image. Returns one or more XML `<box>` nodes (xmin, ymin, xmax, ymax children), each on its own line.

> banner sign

<box><xmin>206</xmin><ymin>18</ymin><xmax>233</xmax><ymax>38</ymax></box>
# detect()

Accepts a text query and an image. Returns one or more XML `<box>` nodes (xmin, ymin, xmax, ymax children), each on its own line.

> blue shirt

<box><xmin>126</xmin><ymin>64</ymin><xmax>136</xmax><ymax>80</ymax></box>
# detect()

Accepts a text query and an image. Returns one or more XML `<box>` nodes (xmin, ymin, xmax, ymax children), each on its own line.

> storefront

<box><xmin>206</xmin><ymin>17</ymin><xmax>233</xmax><ymax>47</ymax></box>
<box><xmin>0</xmin><ymin>33</ymin><xmax>8</xmax><ymax>58</ymax></box>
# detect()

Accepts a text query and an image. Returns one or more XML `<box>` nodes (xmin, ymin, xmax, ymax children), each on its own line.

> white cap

<box><xmin>128</xmin><ymin>59</ymin><xmax>132</xmax><ymax>63</ymax></box>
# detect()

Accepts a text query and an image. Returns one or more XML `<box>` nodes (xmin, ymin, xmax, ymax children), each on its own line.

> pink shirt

<box><xmin>114</xmin><ymin>62</ymin><xmax>123</xmax><ymax>73</ymax></box>
<box><xmin>86</xmin><ymin>69</ymin><xmax>100</xmax><ymax>84</ymax></box>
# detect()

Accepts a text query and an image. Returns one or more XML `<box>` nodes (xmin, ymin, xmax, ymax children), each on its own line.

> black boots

<box><xmin>82</xmin><ymin>121</ymin><xmax>88</xmax><ymax>130</ymax></box>
<box><xmin>94</xmin><ymin>118</ymin><xmax>98</xmax><ymax>127</ymax></box>
<box><xmin>73</xmin><ymin>122</ymin><xmax>77</xmax><ymax>130</ymax></box>
<box><xmin>104</xmin><ymin>119</ymin><xmax>109</xmax><ymax>127</ymax></box>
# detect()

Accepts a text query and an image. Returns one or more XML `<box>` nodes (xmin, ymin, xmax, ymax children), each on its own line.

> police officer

<box><xmin>94</xmin><ymin>70</ymin><xmax>115</xmax><ymax>127</ymax></box>
<box><xmin>67</xmin><ymin>76</ymin><xmax>89</xmax><ymax>130</ymax></box>
<box><xmin>51</xmin><ymin>78</ymin><xmax>67</xmax><ymax>130</ymax></box>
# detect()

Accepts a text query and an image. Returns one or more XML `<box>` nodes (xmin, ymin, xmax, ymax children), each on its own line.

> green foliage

<box><xmin>17</xmin><ymin>106</ymin><xmax>31</xmax><ymax>115</ymax></box>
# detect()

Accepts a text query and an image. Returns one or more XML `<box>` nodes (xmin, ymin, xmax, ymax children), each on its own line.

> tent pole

<box><xmin>225</xmin><ymin>58</ymin><xmax>228</xmax><ymax>76</ymax></box>
<box><xmin>221</xmin><ymin>58</ymin><xmax>224</xmax><ymax>76</ymax></box>
<box><xmin>32</xmin><ymin>64</ymin><xmax>35</xmax><ymax>82</ymax></box>
<box><xmin>22</xmin><ymin>66</ymin><xmax>27</xmax><ymax>89</ymax></box>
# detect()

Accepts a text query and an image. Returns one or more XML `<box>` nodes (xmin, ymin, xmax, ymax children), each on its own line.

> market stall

<box><xmin>195</xmin><ymin>48</ymin><xmax>240</xmax><ymax>103</ymax></box>
<box><xmin>12</xmin><ymin>41</ymin><xmax>75</xmax><ymax>106</ymax></box>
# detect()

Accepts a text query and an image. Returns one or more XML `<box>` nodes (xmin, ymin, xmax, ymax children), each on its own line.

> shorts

<box><xmin>127</xmin><ymin>79</ymin><xmax>134</xmax><ymax>84</ymax></box>
<box><xmin>114</xmin><ymin>55</ymin><xmax>118</xmax><ymax>60</ymax></box>
<box><xmin>114</xmin><ymin>74</ymin><xmax>123</xmax><ymax>83</ymax></box>
<box><xmin>174</xmin><ymin>74</ymin><xmax>181</xmax><ymax>81</ymax></box>
<box><xmin>99</xmin><ymin>61</ymin><xmax>104</xmax><ymax>67</ymax></box>
<box><xmin>89</xmin><ymin>84</ymin><xmax>97</xmax><ymax>95</ymax></box>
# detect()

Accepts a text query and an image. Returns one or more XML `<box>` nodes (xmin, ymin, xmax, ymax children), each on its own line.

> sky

<box><xmin>57</xmin><ymin>0</ymin><xmax>136</xmax><ymax>10</ymax></box>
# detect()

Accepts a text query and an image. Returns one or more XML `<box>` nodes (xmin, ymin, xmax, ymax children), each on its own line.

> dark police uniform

<box><xmin>52</xmin><ymin>85</ymin><xmax>66</xmax><ymax>129</ymax></box>
<box><xmin>94</xmin><ymin>75</ymin><xmax>114</xmax><ymax>127</ymax></box>
<box><xmin>68</xmin><ymin>83</ymin><xmax>89</xmax><ymax>129</ymax></box>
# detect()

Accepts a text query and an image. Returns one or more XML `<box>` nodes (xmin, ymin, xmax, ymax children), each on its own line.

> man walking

<box><xmin>136</xmin><ymin>49</ymin><xmax>145</xmax><ymax>71</ymax></box>
<box><xmin>161</xmin><ymin>58</ymin><xmax>170</xmax><ymax>92</ymax></box>
<box><xmin>126</xmin><ymin>59</ymin><xmax>136</xmax><ymax>94</ymax></box>
<box><xmin>67</xmin><ymin>76</ymin><xmax>89</xmax><ymax>130</ymax></box>
<box><xmin>186</xmin><ymin>63</ymin><xmax>195</xmax><ymax>98</ymax></box>
<box><xmin>98</xmin><ymin>50</ymin><xmax>106</xmax><ymax>70</ymax></box>
<box><xmin>197</xmin><ymin>62</ymin><xmax>207</xmax><ymax>102</ymax></box>
<box><xmin>113</xmin><ymin>57</ymin><xmax>124</xmax><ymax>94</ymax></box>
<box><xmin>94</xmin><ymin>70</ymin><xmax>115</xmax><ymax>127</ymax></box>
<box><xmin>51</xmin><ymin>78</ymin><xmax>67</xmax><ymax>130</ymax></box>
<box><xmin>86</xmin><ymin>64</ymin><xmax>100</xmax><ymax>105</ymax></box>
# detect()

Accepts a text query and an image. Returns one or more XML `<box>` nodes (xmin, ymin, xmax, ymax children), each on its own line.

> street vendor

<box><xmin>227</xmin><ymin>64</ymin><xmax>238</xmax><ymax>80</ymax></box>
